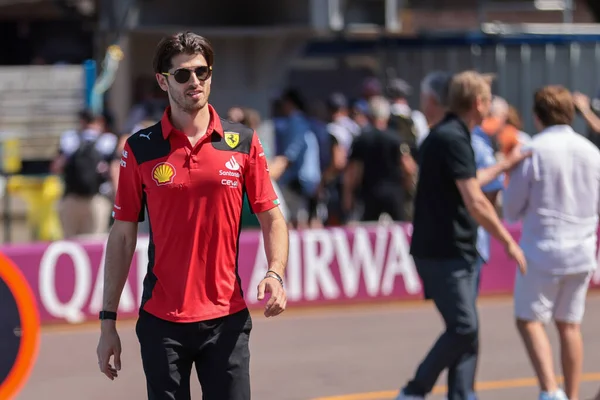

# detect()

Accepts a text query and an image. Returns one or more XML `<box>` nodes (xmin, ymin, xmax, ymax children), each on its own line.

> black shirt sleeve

<box><xmin>348</xmin><ymin>134</ymin><xmax>365</xmax><ymax>161</ymax></box>
<box><xmin>329</xmin><ymin>132</ymin><xmax>339</xmax><ymax>147</ymax></box>
<box><xmin>110</xmin><ymin>147</ymin><xmax>121</xmax><ymax>162</ymax></box>
<box><xmin>442</xmin><ymin>132</ymin><xmax>477</xmax><ymax>180</ymax></box>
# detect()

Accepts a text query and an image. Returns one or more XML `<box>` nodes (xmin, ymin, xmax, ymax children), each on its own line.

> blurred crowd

<box><xmin>49</xmin><ymin>70</ymin><xmax>600</xmax><ymax>238</ymax></box>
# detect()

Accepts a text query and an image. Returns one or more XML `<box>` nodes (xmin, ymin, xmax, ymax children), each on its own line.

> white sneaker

<box><xmin>395</xmin><ymin>389</ymin><xmax>425</xmax><ymax>400</ymax></box>
<box><xmin>539</xmin><ymin>389</ymin><xmax>568</xmax><ymax>400</ymax></box>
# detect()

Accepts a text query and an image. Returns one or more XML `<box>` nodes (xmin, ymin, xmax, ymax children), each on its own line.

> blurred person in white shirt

<box><xmin>387</xmin><ymin>78</ymin><xmax>429</xmax><ymax>149</ymax></box>
<box><xmin>350</xmin><ymin>99</ymin><xmax>371</xmax><ymax>130</ymax></box>
<box><xmin>51</xmin><ymin>110</ymin><xmax>117</xmax><ymax>237</ymax></box>
<box><xmin>323</xmin><ymin>93</ymin><xmax>359</xmax><ymax>225</ymax></box>
<box><xmin>504</xmin><ymin>86</ymin><xmax>600</xmax><ymax>400</ymax></box>
<box><xmin>326</xmin><ymin>92</ymin><xmax>361</xmax><ymax>153</ymax></box>
<box><xmin>385</xmin><ymin>78</ymin><xmax>425</xmax><ymax>221</ymax></box>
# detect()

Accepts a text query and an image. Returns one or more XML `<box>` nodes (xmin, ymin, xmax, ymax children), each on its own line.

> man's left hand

<box><xmin>257</xmin><ymin>275</ymin><xmax>287</xmax><ymax>318</ymax></box>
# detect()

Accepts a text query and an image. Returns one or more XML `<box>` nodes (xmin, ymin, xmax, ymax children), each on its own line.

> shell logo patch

<box><xmin>152</xmin><ymin>162</ymin><xmax>176</xmax><ymax>185</ymax></box>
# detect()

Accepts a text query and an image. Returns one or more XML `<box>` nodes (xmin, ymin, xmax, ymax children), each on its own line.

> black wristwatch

<box><xmin>99</xmin><ymin>311</ymin><xmax>117</xmax><ymax>321</ymax></box>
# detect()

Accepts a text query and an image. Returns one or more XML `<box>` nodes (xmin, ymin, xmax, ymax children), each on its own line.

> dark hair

<box><xmin>153</xmin><ymin>31</ymin><xmax>214</xmax><ymax>74</ymax></box>
<box><xmin>281</xmin><ymin>88</ymin><xmax>305</xmax><ymax>112</ymax></box>
<box><xmin>326</xmin><ymin>92</ymin><xmax>348</xmax><ymax>113</ymax></box>
<box><xmin>78</xmin><ymin>109</ymin><xmax>95</xmax><ymax>124</ymax></box>
<box><xmin>533</xmin><ymin>85</ymin><xmax>575</xmax><ymax>127</ymax></box>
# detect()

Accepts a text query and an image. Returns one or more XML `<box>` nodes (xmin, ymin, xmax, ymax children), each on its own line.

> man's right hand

<box><xmin>506</xmin><ymin>241</ymin><xmax>527</xmax><ymax>275</ymax></box>
<box><xmin>573</xmin><ymin>91</ymin><xmax>591</xmax><ymax>112</ymax></box>
<box><xmin>96</xmin><ymin>323</ymin><xmax>122</xmax><ymax>381</ymax></box>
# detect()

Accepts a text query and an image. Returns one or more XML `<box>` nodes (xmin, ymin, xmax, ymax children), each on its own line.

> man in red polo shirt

<box><xmin>96</xmin><ymin>31</ymin><xmax>289</xmax><ymax>400</ymax></box>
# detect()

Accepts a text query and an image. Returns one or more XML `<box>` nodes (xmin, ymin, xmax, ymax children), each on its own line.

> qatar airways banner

<box><xmin>2</xmin><ymin>222</ymin><xmax>600</xmax><ymax>325</ymax></box>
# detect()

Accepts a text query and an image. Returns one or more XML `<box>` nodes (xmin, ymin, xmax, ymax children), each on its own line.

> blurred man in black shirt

<box><xmin>395</xmin><ymin>71</ymin><xmax>527</xmax><ymax>400</ymax></box>
<box><xmin>343</xmin><ymin>96</ymin><xmax>417</xmax><ymax>222</ymax></box>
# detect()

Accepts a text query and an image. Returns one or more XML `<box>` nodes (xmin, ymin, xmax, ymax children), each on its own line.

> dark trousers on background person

<box><xmin>402</xmin><ymin>258</ymin><xmax>479</xmax><ymax>400</ymax></box>
<box><xmin>361</xmin><ymin>191</ymin><xmax>405</xmax><ymax>222</ymax></box>
<box><xmin>136</xmin><ymin>307</ymin><xmax>252</xmax><ymax>400</ymax></box>
<box><xmin>473</xmin><ymin>256</ymin><xmax>485</xmax><ymax>297</ymax></box>
<box><xmin>470</xmin><ymin>255</ymin><xmax>486</xmax><ymax>397</ymax></box>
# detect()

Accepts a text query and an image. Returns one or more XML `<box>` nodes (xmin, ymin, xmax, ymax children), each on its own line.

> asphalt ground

<box><xmin>15</xmin><ymin>292</ymin><xmax>600</xmax><ymax>400</ymax></box>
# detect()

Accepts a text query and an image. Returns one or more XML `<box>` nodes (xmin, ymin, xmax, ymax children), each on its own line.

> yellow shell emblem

<box><xmin>152</xmin><ymin>162</ymin><xmax>176</xmax><ymax>185</ymax></box>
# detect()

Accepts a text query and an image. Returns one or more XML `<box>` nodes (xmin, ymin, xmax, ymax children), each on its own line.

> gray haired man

<box><xmin>419</xmin><ymin>71</ymin><xmax>453</xmax><ymax>141</ymax></box>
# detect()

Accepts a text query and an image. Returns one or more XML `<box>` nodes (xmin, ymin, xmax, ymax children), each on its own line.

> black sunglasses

<box><xmin>161</xmin><ymin>66</ymin><xmax>212</xmax><ymax>84</ymax></box>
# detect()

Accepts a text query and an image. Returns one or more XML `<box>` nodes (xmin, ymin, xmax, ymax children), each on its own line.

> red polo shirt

<box><xmin>113</xmin><ymin>105</ymin><xmax>279</xmax><ymax>323</ymax></box>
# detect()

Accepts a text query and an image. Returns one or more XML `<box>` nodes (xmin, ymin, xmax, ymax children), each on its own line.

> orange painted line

<box><xmin>310</xmin><ymin>372</ymin><xmax>600</xmax><ymax>400</ymax></box>
<box><xmin>39</xmin><ymin>289</ymin><xmax>600</xmax><ymax>333</ymax></box>
<box><xmin>0</xmin><ymin>251</ymin><xmax>41</xmax><ymax>400</ymax></box>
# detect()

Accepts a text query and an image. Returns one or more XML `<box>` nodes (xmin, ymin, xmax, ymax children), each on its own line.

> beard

<box><xmin>168</xmin><ymin>81</ymin><xmax>210</xmax><ymax>114</ymax></box>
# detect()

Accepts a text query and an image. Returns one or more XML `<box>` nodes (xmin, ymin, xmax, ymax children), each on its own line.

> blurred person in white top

<box><xmin>504</xmin><ymin>85</ymin><xmax>600</xmax><ymax>400</ymax></box>
<box><xmin>319</xmin><ymin>93</ymin><xmax>359</xmax><ymax>225</ymax></box>
<box><xmin>326</xmin><ymin>92</ymin><xmax>361</xmax><ymax>153</ymax></box>
<box><xmin>51</xmin><ymin>110</ymin><xmax>117</xmax><ymax>237</ymax></box>
<box><xmin>387</xmin><ymin>78</ymin><xmax>429</xmax><ymax>147</ymax></box>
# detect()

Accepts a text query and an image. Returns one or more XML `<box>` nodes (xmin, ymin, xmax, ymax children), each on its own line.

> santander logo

<box><xmin>225</xmin><ymin>155</ymin><xmax>240</xmax><ymax>171</ymax></box>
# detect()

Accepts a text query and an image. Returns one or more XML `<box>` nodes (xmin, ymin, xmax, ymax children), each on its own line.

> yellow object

<box><xmin>152</xmin><ymin>163</ymin><xmax>175</xmax><ymax>185</ymax></box>
<box><xmin>107</xmin><ymin>45</ymin><xmax>124</xmax><ymax>61</ymax></box>
<box><xmin>2</xmin><ymin>138</ymin><xmax>21</xmax><ymax>174</ymax></box>
<box><xmin>224</xmin><ymin>132</ymin><xmax>240</xmax><ymax>149</ymax></box>
<box><xmin>6</xmin><ymin>175</ymin><xmax>63</xmax><ymax>241</ymax></box>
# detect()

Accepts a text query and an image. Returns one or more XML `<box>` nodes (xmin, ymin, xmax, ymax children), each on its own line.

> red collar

<box><xmin>160</xmin><ymin>104</ymin><xmax>223</xmax><ymax>139</ymax></box>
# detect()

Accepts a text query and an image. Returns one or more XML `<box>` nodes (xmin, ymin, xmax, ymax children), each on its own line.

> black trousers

<box><xmin>136</xmin><ymin>308</ymin><xmax>252</xmax><ymax>400</ymax></box>
<box><xmin>403</xmin><ymin>258</ymin><xmax>479</xmax><ymax>400</ymax></box>
<box><xmin>361</xmin><ymin>194</ymin><xmax>404</xmax><ymax>222</ymax></box>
